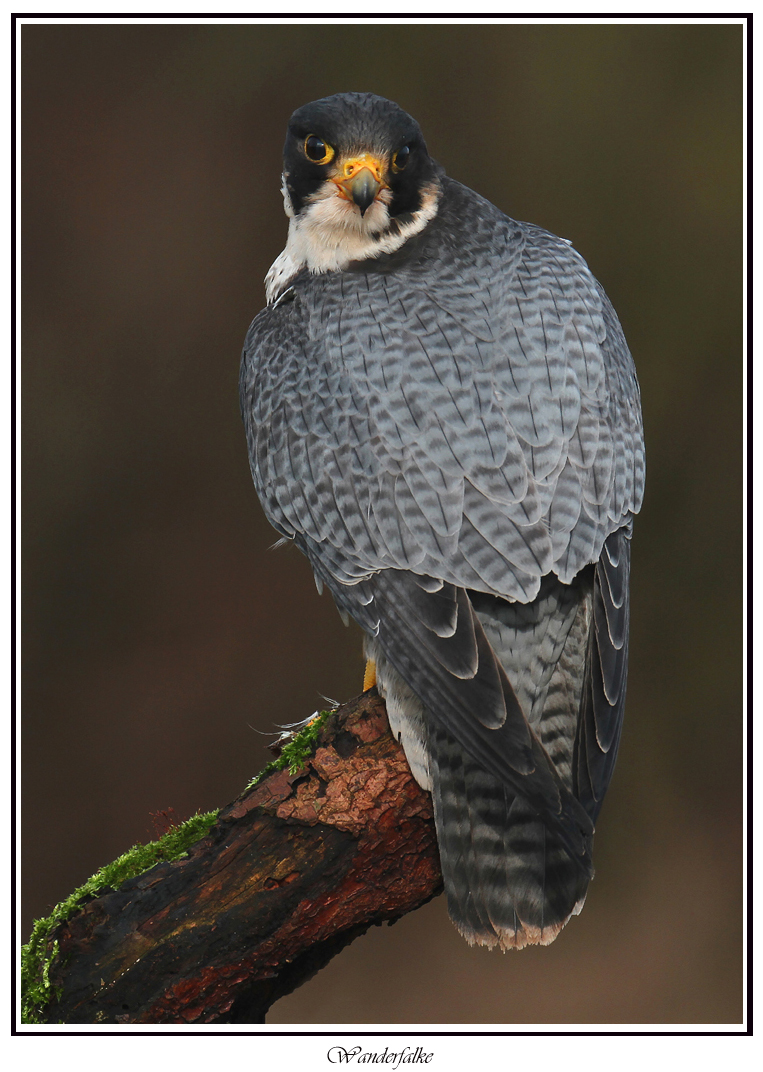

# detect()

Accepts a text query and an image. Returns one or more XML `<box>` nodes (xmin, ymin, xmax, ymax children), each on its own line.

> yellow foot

<box><xmin>363</xmin><ymin>658</ymin><xmax>377</xmax><ymax>692</ymax></box>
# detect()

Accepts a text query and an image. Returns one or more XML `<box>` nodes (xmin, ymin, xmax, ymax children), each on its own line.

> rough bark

<box><xmin>42</xmin><ymin>691</ymin><xmax>443</xmax><ymax>1024</ymax></box>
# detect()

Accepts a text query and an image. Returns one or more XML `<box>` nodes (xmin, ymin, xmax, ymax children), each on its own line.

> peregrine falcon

<box><xmin>240</xmin><ymin>93</ymin><xmax>644</xmax><ymax>950</ymax></box>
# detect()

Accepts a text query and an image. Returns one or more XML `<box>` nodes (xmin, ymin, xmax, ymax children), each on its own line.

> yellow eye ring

<box><xmin>304</xmin><ymin>135</ymin><xmax>335</xmax><ymax>166</ymax></box>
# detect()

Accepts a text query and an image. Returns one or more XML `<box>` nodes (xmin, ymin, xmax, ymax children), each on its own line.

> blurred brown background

<box><xmin>21</xmin><ymin>23</ymin><xmax>743</xmax><ymax>1024</ymax></box>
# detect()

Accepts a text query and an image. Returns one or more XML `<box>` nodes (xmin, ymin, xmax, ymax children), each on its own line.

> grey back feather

<box><xmin>240</xmin><ymin>178</ymin><xmax>644</xmax><ymax>604</ymax></box>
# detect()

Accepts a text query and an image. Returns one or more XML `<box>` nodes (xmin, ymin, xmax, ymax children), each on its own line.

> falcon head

<box><xmin>283</xmin><ymin>92</ymin><xmax>440</xmax><ymax>221</ymax></box>
<box><xmin>266</xmin><ymin>93</ymin><xmax>443</xmax><ymax>298</ymax></box>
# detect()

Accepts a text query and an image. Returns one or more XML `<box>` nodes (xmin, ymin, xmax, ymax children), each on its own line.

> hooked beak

<box><xmin>334</xmin><ymin>154</ymin><xmax>387</xmax><ymax>217</ymax></box>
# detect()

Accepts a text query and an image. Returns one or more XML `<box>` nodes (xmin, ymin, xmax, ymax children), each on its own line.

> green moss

<box><xmin>21</xmin><ymin>808</ymin><xmax>219</xmax><ymax>1025</ymax></box>
<box><xmin>245</xmin><ymin>708</ymin><xmax>334</xmax><ymax>790</ymax></box>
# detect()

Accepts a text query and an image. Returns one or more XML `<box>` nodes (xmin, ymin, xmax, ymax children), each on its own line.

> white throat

<box><xmin>265</xmin><ymin>177</ymin><xmax>440</xmax><ymax>304</ymax></box>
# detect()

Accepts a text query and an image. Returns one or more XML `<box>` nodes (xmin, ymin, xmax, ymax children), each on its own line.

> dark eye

<box><xmin>392</xmin><ymin>145</ymin><xmax>411</xmax><ymax>172</ymax></box>
<box><xmin>304</xmin><ymin>135</ymin><xmax>334</xmax><ymax>165</ymax></box>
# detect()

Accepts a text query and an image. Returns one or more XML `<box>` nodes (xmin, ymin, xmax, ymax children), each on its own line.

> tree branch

<box><xmin>36</xmin><ymin>691</ymin><xmax>443</xmax><ymax>1024</ymax></box>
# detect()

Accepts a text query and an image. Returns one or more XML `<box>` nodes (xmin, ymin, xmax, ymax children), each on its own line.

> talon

<box><xmin>363</xmin><ymin>658</ymin><xmax>377</xmax><ymax>691</ymax></box>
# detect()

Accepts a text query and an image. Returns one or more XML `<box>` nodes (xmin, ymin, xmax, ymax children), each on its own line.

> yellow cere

<box><xmin>341</xmin><ymin>154</ymin><xmax>385</xmax><ymax>183</ymax></box>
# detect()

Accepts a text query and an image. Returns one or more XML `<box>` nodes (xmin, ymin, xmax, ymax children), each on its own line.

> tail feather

<box><xmin>430</xmin><ymin>720</ymin><xmax>589</xmax><ymax>950</ymax></box>
<box><xmin>429</xmin><ymin>727</ymin><xmax>494</xmax><ymax>940</ymax></box>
